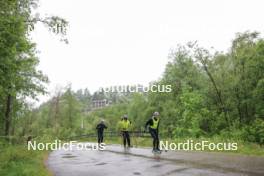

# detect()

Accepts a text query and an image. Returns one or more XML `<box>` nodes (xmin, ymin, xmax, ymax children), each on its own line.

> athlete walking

<box><xmin>145</xmin><ymin>111</ymin><xmax>161</xmax><ymax>153</ymax></box>
<box><xmin>119</xmin><ymin>115</ymin><xmax>132</xmax><ymax>148</ymax></box>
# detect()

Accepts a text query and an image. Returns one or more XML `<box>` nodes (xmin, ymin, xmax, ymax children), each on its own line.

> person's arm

<box><xmin>145</xmin><ymin>119</ymin><xmax>152</xmax><ymax>130</ymax></box>
<box><xmin>104</xmin><ymin>124</ymin><xmax>107</xmax><ymax>129</ymax></box>
<box><xmin>96</xmin><ymin>124</ymin><xmax>99</xmax><ymax>129</ymax></box>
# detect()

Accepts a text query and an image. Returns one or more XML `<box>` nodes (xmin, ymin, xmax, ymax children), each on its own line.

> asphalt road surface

<box><xmin>47</xmin><ymin>143</ymin><xmax>264</xmax><ymax>176</ymax></box>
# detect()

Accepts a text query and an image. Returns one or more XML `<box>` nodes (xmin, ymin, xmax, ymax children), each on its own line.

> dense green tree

<box><xmin>0</xmin><ymin>0</ymin><xmax>67</xmax><ymax>137</ymax></box>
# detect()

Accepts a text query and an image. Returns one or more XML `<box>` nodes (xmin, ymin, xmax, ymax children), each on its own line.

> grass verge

<box><xmin>0</xmin><ymin>142</ymin><xmax>52</xmax><ymax>176</ymax></box>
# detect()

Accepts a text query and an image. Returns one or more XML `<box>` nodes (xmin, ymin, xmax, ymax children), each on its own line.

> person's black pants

<box><xmin>149</xmin><ymin>128</ymin><xmax>159</xmax><ymax>150</ymax></box>
<box><xmin>97</xmin><ymin>131</ymin><xmax>104</xmax><ymax>143</ymax></box>
<box><xmin>122</xmin><ymin>131</ymin><xmax>131</xmax><ymax>147</ymax></box>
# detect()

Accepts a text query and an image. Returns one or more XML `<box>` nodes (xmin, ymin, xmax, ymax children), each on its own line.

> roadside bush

<box><xmin>243</xmin><ymin>118</ymin><xmax>264</xmax><ymax>145</ymax></box>
<box><xmin>172</xmin><ymin>127</ymin><xmax>204</xmax><ymax>138</ymax></box>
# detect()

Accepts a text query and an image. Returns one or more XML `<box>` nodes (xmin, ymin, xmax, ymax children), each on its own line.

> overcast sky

<box><xmin>31</xmin><ymin>0</ymin><xmax>264</xmax><ymax>103</ymax></box>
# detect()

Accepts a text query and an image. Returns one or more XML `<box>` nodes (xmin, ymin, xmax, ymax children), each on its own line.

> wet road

<box><xmin>47</xmin><ymin>143</ymin><xmax>264</xmax><ymax>176</ymax></box>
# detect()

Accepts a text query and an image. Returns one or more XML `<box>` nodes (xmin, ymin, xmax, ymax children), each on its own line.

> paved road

<box><xmin>47</xmin><ymin>143</ymin><xmax>264</xmax><ymax>176</ymax></box>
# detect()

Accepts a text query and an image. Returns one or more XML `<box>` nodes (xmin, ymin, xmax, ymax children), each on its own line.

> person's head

<box><xmin>153</xmin><ymin>111</ymin><xmax>160</xmax><ymax>117</ymax></box>
<box><xmin>123</xmin><ymin>114</ymin><xmax>128</xmax><ymax>120</ymax></box>
<box><xmin>100</xmin><ymin>119</ymin><xmax>105</xmax><ymax>123</ymax></box>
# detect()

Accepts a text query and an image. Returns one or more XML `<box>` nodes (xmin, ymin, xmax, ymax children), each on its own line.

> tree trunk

<box><xmin>54</xmin><ymin>95</ymin><xmax>60</xmax><ymax>133</ymax></box>
<box><xmin>4</xmin><ymin>94</ymin><xmax>12</xmax><ymax>136</ymax></box>
<box><xmin>204</xmin><ymin>66</ymin><xmax>229</xmax><ymax>123</ymax></box>
<box><xmin>199</xmin><ymin>57</ymin><xmax>230</xmax><ymax>128</ymax></box>
<box><xmin>234</xmin><ymin>87</ymin><xmax>243</xmax><ymax>123</ymax></box>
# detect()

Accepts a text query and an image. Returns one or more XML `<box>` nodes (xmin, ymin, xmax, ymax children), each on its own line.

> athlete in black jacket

<box><xmin>145</xmin><ymin>112</ymin><xmax>161</xmax><ymax>152</ymax></box>
<box><xmin>96</xmin><ymin>120</ymin><xmax>107</xmax><ymax>144</ymax></box>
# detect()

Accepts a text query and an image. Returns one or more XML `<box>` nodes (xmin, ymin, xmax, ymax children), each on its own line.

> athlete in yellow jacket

<box><xmin>145</xmin><ymin>111</ymin><xmax>161</xmax><ymax>152</ymax></box>
<box><xmin>118</xmin><ymin>115</ymin><xmax>132</xmax><ymax>148</ymax></box>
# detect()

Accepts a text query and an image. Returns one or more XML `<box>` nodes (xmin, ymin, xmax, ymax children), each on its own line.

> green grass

<box><xmin>78</xmin><ymin>136</ymin><xmax>264</xmax><ymax>156</ymax></box>
<box><xmin>0</xmin><ymin>143</ymin><xmax>52</xmax><ymax>176</ymax></box>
